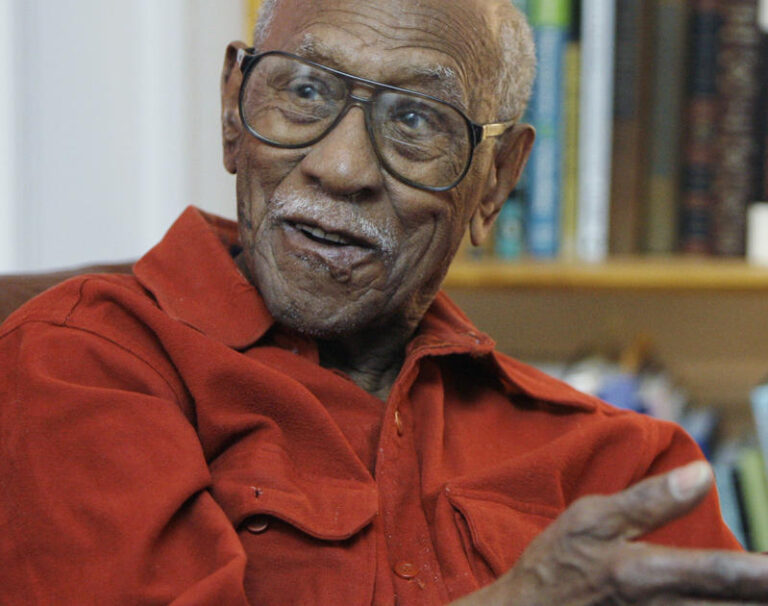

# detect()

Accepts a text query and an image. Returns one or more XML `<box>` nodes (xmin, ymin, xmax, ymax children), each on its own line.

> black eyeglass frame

<box><xmin>237</xmin><ymin>48</ymin><xmax>517</xmax><ymax>192</ymax></box>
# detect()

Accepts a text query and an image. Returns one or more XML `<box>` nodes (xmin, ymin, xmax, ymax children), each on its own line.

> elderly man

<box><xmin>1</xmin><ymin>0</ymin><xmax>767</xmax><ymax>604</ymax></box>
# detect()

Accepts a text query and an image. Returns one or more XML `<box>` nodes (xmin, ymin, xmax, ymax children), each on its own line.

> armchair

<box><xmin>0</xmin><ymin>263</ymin><xmax>133</xmax><ymax>323</ymax></box>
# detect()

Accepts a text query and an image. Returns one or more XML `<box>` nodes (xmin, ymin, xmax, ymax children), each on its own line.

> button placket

<box><xmin>376</xmin><ymin>359</ymin><xmax>447</xmax><ymax>602</ymax></box>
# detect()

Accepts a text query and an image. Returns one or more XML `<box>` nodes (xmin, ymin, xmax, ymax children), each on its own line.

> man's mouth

<box><xmin>288</xmin><ymin>221</ymin><xmax>372</xmax><ymax>249</ymax></box>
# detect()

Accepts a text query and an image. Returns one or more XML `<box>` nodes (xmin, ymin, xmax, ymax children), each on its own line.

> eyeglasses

<box><xmin>237</xmin><ymin>49</ymin><xmax>516</xmax><ymax>192</ymax></box>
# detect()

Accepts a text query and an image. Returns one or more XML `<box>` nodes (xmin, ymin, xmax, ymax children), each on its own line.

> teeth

<box><xmin>296</xmin><ymin>223</ymin><xmax>351</xmax><ymax>245</ymax></box>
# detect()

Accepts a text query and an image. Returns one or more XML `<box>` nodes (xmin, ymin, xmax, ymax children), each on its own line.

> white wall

<box><xmin>0</xmin><ymin>0</ymin><xmax>17</xmax><ymax>272</ymax></box>
<box><xmin>2</xmin><ymin>0</ymin><xmax>244</xmax><ymax>272</ymax></box>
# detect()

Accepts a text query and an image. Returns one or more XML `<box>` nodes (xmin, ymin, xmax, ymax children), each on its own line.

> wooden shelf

<box><xmin>445</xmin><ymin>257</ymin><xmax>768</xmax><ymax>291</ymax></box>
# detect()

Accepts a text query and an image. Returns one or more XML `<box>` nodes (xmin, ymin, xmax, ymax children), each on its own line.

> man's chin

<box><xmin>269</xmin><ymin>301</ymin><xmax>373</xmax><ymax>341</ymax></box>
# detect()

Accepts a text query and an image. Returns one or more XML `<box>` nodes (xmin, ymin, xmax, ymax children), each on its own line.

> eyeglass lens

<box><xmin>240</xmin><ymin>53</ymin><xmax>472</xmax><ymax>190</ymax></box>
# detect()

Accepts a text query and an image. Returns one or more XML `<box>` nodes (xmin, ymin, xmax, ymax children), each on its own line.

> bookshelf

<box><xmin>444</xmin><ymin>258</ymin><xmax>768</xmax><ymax>437</ymax></box>
<box><xmin>452</xmin><ymin>0</ymin><xmax>768</xmax><ymax>440</ymax></box>
<box><xmin>446</xmin><ymin>258</ymin><xmax>768</xmax><ymax>291</ymax></box>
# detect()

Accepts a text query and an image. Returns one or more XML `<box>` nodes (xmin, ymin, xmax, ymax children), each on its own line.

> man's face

<box><xmin>228</xmin><ymin>0</ymin><xmax>503</xmax><ymax>339</ymax></box>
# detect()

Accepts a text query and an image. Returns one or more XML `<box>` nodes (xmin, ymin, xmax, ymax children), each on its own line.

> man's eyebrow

<box><xmin>394</xmin><ymin>65</ymin><xmax>467</xmax><ymax>112</ymax></box>
<box><xmin>294</xmin><ymin>37</ymin><xmax>468</xmax><ymax>112</ymax></box>
<box><xmin>295</xmin><ymin>37</ymin><xmax>346</xmax><ymax>69</ymax></box>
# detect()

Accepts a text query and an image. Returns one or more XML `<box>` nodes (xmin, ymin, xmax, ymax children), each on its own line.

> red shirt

<box><xmin>0</xmin><ymin>207</ymin><xmax>739</xmax><ymax>605</ymax></box>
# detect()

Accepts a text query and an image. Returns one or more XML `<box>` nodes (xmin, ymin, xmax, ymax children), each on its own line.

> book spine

<box><xmin>759</xmin><ymin>19</ymin><xmax>768</xmax><ymax>201</ymax></box>
<box><xmin>560</xmin><ymin>0</ymin><xmax>581</xmax><ymax>261</ymax></box>
<box><xmin>643</xmin><ymin>0</ymin><xmax>689</xmax><ymax>254</ymax></box>
<box><xmin>679</xmin><ymin>0</ymin><xmax>721</xmax><ymax>254</ymax></box>
<box><xmin>526</xmin><ymin>0</ymin><xmax>571</xmax><ymax>259</ymax></box>
<box><xmin>576</xmin><ymin>0</ymin><xmax>615</xmax><ymax>263</ymax></box>
<box><xmin>711</xmin><ymin>443</ymin><xmax>749</xmax><ymax>548</ymax></box>
<box><xmin>712</xmin><ymin>0</ymin><xmax>763</xmax><ymax>256</ymax></box>
<box><xmin>736</xmin><ymin>447</ymin><xmax>768</xmax><ymax>551</ymax></box>
<box><xmin>762</xmin><ymin>0</ymin><xmax>768</xmax><ymax>30</ymax></box>
<box><xmin>245</xmin><ymin>0</ymin><xmax>262</xmax><ymax>40</ymax></box>
<box><xmin>494</xmin><ymin>0</ymin><xmax>531</xmax><ymax>260</ymax></box>
<box><xmin>751</xmin><ymin>383</ymin><xmax>768</xmax><ymax>467</ymax></box>
<box><xmin>609</xmin><ymin>0</ymin><xmax>652</xmax><ymax>255</ymax></box>
<box><xmin>495</xmin><ymin>191</ymin><xmax>527</xmax><ymax>260</ymax></box>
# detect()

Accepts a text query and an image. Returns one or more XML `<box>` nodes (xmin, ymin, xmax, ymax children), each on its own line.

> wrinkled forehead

<box><xmin>262</xmin><ymin>0</ymin><xmax>500</xmax><ymax>115</ymax></box>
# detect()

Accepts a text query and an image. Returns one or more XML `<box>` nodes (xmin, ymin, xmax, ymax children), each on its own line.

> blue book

<box><xmin>576</xmin><ymin>0</ymin><xmax>616</xmax><ymax>262</ymax></box>
<box><xmin>495</xmin><ymin>186</ymin><xmax>527</xmax><ymax>260</ymax></box>
<box><xmin>750</xmin><ymin>382</ymin><xmax>768</xmax><ymax>472</ymax></box>
<box><xmin>711</xmin><ymin>441</ymin><xmax>749</xmax><ymax>548</ymax></box>
<box><xmin>525</xmin><ymin>0</ymin><xmax>571</xmax><ymax>258</ymax></box>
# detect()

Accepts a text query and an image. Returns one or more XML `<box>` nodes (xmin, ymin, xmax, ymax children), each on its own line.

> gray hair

<box><xmin>253</xmin><ymin>0</ymin><xmax>535</xmax><ymax>121</ymax></box>
<box><xmin>253</xmin><ymin>0</ymin><xmax>278</xmax><ymax>49</ymax></box>
<box><xmin>495</xmin><ymin>4</ymin><xmax>536</xmax><ymax>120</ymax></box>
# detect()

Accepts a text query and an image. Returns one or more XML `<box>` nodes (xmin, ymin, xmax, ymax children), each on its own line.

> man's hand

<box><xmin>453</xmin><ymin>461</ymin><xmax>768</xmax><ymax>605</ymax></box>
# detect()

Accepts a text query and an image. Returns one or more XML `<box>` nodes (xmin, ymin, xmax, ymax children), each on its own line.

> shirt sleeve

<box><xmin>636</xmin><ymin>417</ymin><xmax>743</xmax><ymax>551</ymax></box>
<box><xmin>0</xmin><ymin>320</ymin><xmax>251</xmax><ymax>605</ymax></box>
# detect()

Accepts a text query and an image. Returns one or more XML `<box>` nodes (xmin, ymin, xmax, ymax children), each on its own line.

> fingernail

<box><xmin>669</xmin><ymin>461</ymin><xmax>711</xmax><ymax>501</ymax></box>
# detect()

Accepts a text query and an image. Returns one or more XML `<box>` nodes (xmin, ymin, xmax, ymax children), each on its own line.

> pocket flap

<box><xmin>445</xmin><ymin>487</ymin><xmax>559</xmax><ymax>575</ymax></box>
<box><xmin>211</xmin><ymin>446</ymin><xmax>378</xmax><ymax>541</ymax></box>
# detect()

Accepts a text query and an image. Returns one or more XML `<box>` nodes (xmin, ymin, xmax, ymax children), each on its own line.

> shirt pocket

<box><xmin>211</xmin><ymin>444</ymin><xmax>379</xmax><ymax>606</ymax></box>
<box><xmin>440</xmin><ymin>486</ymin><xmax>560</xmax><ymax>592</ymax></box>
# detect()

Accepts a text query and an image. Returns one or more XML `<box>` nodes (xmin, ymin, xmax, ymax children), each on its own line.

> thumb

<box><xmin>605</xmin><ymin>460</ymin><xmax>714</xmax><ymax>541</ymax></box>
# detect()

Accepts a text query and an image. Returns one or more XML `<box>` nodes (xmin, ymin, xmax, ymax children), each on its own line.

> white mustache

<box><xmin>269</xmin><ymin>191</ymin><xmax>398</xmax><ymax>255</ymax></box>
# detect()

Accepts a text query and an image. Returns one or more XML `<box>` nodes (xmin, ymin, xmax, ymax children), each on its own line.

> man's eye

<box><xmin>398</xmin><ymin>111</ymin><xmax>426</xmax><ymax>130</ymax></box>
<box><xmin>294</xmin><ymin>84</ymin><xmax>319</xmax><ymax>100</ymax></box>
<box><xmin>288</xmin><ymin>80</ymin><xmax>325</xmax><ymax>101</ymax></box>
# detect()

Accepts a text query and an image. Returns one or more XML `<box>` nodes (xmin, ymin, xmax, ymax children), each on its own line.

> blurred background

<box><xmin>0</xmin><ymin>0</ymin><xmax>257</xmax><ymax>273</ymax></box>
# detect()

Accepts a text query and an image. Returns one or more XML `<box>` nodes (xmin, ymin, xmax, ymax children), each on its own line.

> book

<box><xmin>761</xmin><ymin>0</ymin><xmax>768</xmax><ymax>30</ymax></box>
<box><xmin>609</xmin><ymin>0</ymin><xmax>653</xmax><ymax>255</ymax></box>
<box><xmin>758</xmin><ymin>22</ymin><xmax>768</xmax><ymax>202</ymax></box>
<box><xmin>495</xmin><ymin>0</ymin><xmax>531</xmax><ymax>260</ymax></box>
<box><xmin>495</xmin><ymin>191</ymin><xmax>527</xmax><ymax>260</ymax></box>
<box><xmin>735</xmin><ymin>446</ymin><xmax>768</xmax><ymax>551</ymax></box>
<box><xmin>245</xmin><ymin>0</ymin><xmax>262</xmax><ymax>40</ymax></box>
<box><xmin>711</xmin><ymin>441</ymin><xmax>748</xmax><ymax>548</ymax></box>
<box><xmin>712</xmin><ymin>0</ymin><xmax>763</xmax><ymax>256</ymax></box>
<box><xmin>750</xmin><ymin>381</ymin><xmax>768</xmax><ymax>473</ymax></box>
<box><xmin>643</xmin><ymin>0</ymin><xmax>689</xmax><ymax>254</ymax></box>
<box><xmin>576</xmin><ymin>0</ymin><xmax>615</xmax><ymax>262</ymax></box>
<box><xmin>525</xmin><ymin>0</ymin><xmax>571</xmax><ymax>258</ymax></box>
<box><xmin>560</xmin><ymin>0</ymin><xmax>581</xmax><ymax>261</ymax></box>
<box><xmin>679</xmin><ymin>0</ymin><xmax>721</xmax><ymax>254</ymax></box>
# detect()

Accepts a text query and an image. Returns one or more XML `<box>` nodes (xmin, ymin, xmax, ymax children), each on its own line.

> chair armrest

<box><xmin>0</xmin><ymin>263</ymin><xmax>134</xmax><ymax>323</ymax></box>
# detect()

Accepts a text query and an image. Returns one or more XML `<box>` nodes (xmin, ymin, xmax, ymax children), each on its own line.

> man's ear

<box><xmin>221</xmin><ymin>41</ymin><xmax>249</xmax><ymax>174</ymax></box>
<box><xmin>469</xmin><ymin>123</ymin><xmax>535</xmax><ymax>246</ymax></box>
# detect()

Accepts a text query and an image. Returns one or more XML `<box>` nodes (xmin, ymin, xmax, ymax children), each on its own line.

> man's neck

<box><xmin>318</xmin><ymin>329</ymin><xmax>411</xmax><ymax>402</ymax></box>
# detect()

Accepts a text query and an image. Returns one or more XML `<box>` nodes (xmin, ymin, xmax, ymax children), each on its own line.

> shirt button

<box><xmin>394</xmin><ymin>560</ymin><xmax>418</xmax><ymax>579</ymax></box>
<box><xmin>394</xmin><ymin>410</ymin><xmax>404</xmax><ymax>436</ymax></box>
<box><xmin>244</xmin><ymin>515</ymin><xmax>270</xmax><ymax>534</ymax></box>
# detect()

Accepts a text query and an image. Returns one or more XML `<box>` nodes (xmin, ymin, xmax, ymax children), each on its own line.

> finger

<box><xmin>613</xmin><ymin>543</ymin><xmax>768</xmax><ymax>602</ymax></box>
<box><xmin>647</xmin><ymin>600</ymin><xmax>767</xmax><ymax>606</ymax></box>
<box><xmin>566</xmin><ymin>460</ymin><xmax>714</xmax><ymax>541</ymax></box>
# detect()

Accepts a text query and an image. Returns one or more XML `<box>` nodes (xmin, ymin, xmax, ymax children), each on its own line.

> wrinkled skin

<box><xmin>220</xmin><ymin>0</ymin><xmax>768</xmax><ymax>603</ymax></box>
<box><xmin>453</xmin><ymin>462</ymin><xmax>768</xmax><ymax>605</ymax></box>
<box><xmin>221</xmin><ymin>0</ymin><xmax>533</xmax><ymax>398</ymax></box>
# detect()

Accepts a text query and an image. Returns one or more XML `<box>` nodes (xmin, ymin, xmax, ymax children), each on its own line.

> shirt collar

<box><xmin>411</xmin><ymin>293</ymin><xmax>596</xmax><ymax>412</ymax></box>
<box><xmin>133</xmin><ymin>206</ymin><xmax>274</xmax><ymax>349</ymax></box>
<box><xmin>133</xmin><ymin>206</ymin><xmax>594</xmax><ymax>412</ymax></box>
<box><xmin>133</xmin><ymin>206</ymin><xmax>495</xmax><ymax>355</ymax></box>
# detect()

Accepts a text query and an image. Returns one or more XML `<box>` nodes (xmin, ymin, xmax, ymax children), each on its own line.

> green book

<box><xmin>736</xmin><ymin>447</ymin><xmax>768</xmax><ymax>551</ymax></box>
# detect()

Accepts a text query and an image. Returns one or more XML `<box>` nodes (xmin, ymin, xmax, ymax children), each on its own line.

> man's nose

<box><xmin>299</xmin><ymin>106</ymin><xmax>384</xmax><ymax>198</ymax></box>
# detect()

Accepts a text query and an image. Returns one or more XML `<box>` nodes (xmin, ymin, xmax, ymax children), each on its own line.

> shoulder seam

<box><xmin>0</xmin><ymin>318</ymin><xmax>184</xmax><ymax>406</ymax></box>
